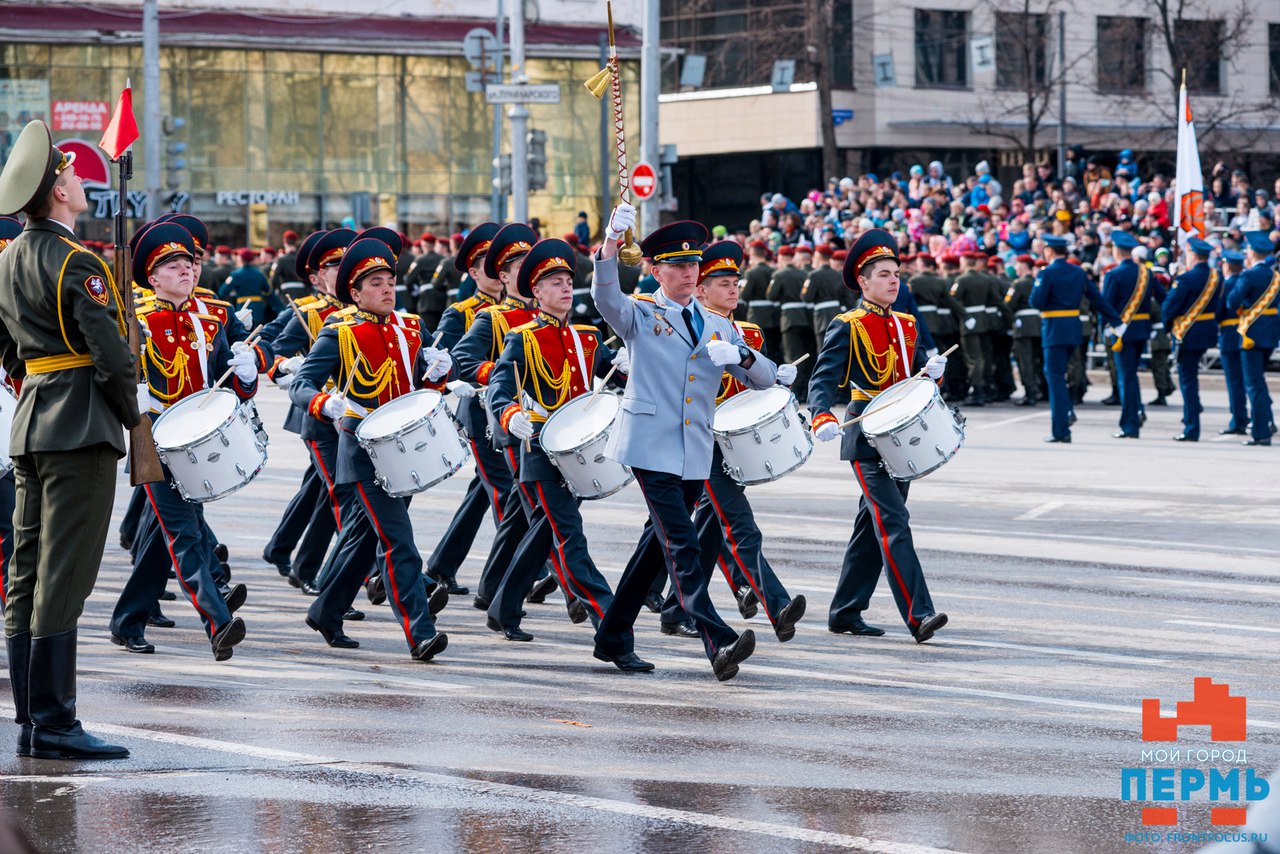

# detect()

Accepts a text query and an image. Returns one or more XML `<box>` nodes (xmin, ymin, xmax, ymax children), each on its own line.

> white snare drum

<box><xmin>357</xmin><ymin>389</ymin><xmax>470</xmax><ymax>497</ymax></box>
<box><xmin>859</xmin><ymin>377</ymin><xmax>965</xmax><ymax>481</ymax></box>
<box><xmin>539</xmin><ymin>393</ymin><xmax>633</xmax><ymax>500</ymax></box>
<box><xmin>712</xmin><ymin>387</ymin><xmax>812</xmax><ymax>485</ymax></box>
<box><xmin>0</xmin><ymin>385</ymin><xmax>17</xmax><ymax>476</ymax></box>
<box><xmin>153</xmin><ymin>389</ymin><xmax>268</xmax><ymax>502</ymax></box>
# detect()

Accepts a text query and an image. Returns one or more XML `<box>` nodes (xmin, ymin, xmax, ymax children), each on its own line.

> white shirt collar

<box><xmin>47</xmin><ymin>217</ymin><xmax>75</xmax><ymax>236</ymax></box>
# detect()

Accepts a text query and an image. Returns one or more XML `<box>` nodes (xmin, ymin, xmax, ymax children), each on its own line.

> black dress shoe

<box><xmin>592</xmin><ymin>648</ymin><xmax>655</xmax><ymax>672</ymax></box>
<box><xmin>712</xmin><ymin>630</ymin><xmax>756</xmax><ymax>682</ymax></box>
<box><xmin>146</xmin><ymin>614</ymin><xmax>175</xmax><ymax>629</ymax></box>
<box><xmin>829</xmin><ymin>616</ymin><xmax>885</xmax><ymax>636</ymax></box>
<box><xmin>29</xmin><ymin>723</ymin><xmax>129</xmax><ymax>761</ymax></box>
<box><xmin>119</xmin><ymin>534</ymin><xmax>133</xmax><ymax>551</ymax></box>
<box><xmin>1100</xmin><ymin>394</ymin><xmax>1120</xmax><ymax>406</ymax></box>
<box><xmin>1016</xmin><ymin>396</ymin><xmax>1036</xmax><ymax>406</ymax></box>
<box><xmin>1219</xmin><ymin>427</ymin><xmax>1247</xmax><ymax>435</ymax></box>
<box><xmin>411</xmin><ymin>633</ymin><xmax>448</xmax><ymax>662</ymax></box>
<box><xmin>1243</xmin><ymin>438</ymin><xmax>1272</xmax><ymax>446</ymax></box>
<box><xmin>305</xmin><ymin>617</ymin><xmax>359</xmax><ymax>648</ymax></box>
<box><xmin>913</xmin><ymin>612</ymin><xmax>949</xmax><ymax>643</ymax></box>
<box><xmin>300</xmin><ymin>580</ymin><xmax>319</xmax><ymax>596</ymax></box>
<box><xmin>222</xmin><ymin>583</ymin><xmax>247</xmax><ymax>614</ymax></box>
<box><xmin>159</xmin><ymin>590</ymin><xmax>176</xmax><ymax>601</ymax></box>
<box><xmin>660</xmin><ymin>620</ymin><xmax>699</xmax><ymax>638</ymax></box>
<box><xmin>365</xmin><ymin>575</ymin><xmax>386</xmax><ymax>605</ymax></box>
<box><xmin>262</xmin><ymin>550</ymin><xmax>292</xmax><ymax>577</ymax></box>
<box><xmin>472</xmin><ymin>595</ymin><xmax>490</xmax><ymax>610</ymax></box>
<box><xmin>1148</xmin><ymin>395</ymin><xmax>1168</xmax><ymax>406</ymax></box>
<box><xmin>643</xmin><ymin>590</ymin><xmax>665</xmax><ymax>613</ymax></box>
<box><xmin>427</xmin><ymin>583</ymin><xmax>449</xmax><ymax>615</ymax></box>
<box><xmin>110</xmin><ymin>634</ymin><xmax>154</xmax><ymax>654</ymax></box>
<box><xmin>214</xmin><ymin>542</ymin><xmax>229</xmax><ymax>563</ymax></box>
<box><xmin>485</xmin><ymin>615</ymin><xmax>503</xmax><ymax>633</ymax></box>
<box><xmin>497</xmin><ymin>624</ymin><xmax>534</xmax><ymax>641</ymax></box>
<box><xmin>211</xmin><ymin>617</ymin><xmax>246</xmax><ymax>661</ymax></box>
<box><xmin>1043</xmin><ymin>436</ymin><xmax>1071</xmax><ymax>443</ymax></box>
<box><xmin>1112</xmin><ymin>431</ymin><xmax>1140</xmax><ymax>439</ymax></box>
<box><xmin>526</xmin><ymin>574</ymin><xmax>558</xmax><ymax>604</ymax></box>
<box><xmin>220</xmin><ymin>561</ymin><xmax>232</xmax><ymax>582</ymax></box>
<box><xmin>344</xmin><ymin>608</ymin><xmax>365</xmax><ymax>621</ymax></box>
<box><xmin>773</xmin><ymin>595</ymin><xmax>806</xmax><ymax>643</ymax></box>
<box><xmin>430</xmin><ymin>576</ymin><xmax>469</xmax><ymax>596</ymax></box>
<box><xmin>735</xmin><ymin>586</ymin><xmax>759</xmax><ymax>620</ymax></box>
<box><xmin>566</xmin><ymin>598</ymin><xmax>588</xmax><ymax>624</ymax></box>
<box><xmin>1172</xmin><ymin>433</ymin><xmax>1198</xmax><ymax>442</ymax></box>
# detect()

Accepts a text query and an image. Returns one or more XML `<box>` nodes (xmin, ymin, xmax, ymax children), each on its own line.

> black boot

<box><xmin>7</xmin><ymin>632</ymin><xmax>31</xmax><ymax>757</ymax></box>
<box><xmin>28</xmin><ymin>629</ymin><xmax>128</xmax><ymax>760</ymax></box>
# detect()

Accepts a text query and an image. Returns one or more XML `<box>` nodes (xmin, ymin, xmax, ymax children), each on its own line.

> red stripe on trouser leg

<box><xmin>704</xmin><ymin>481</ymin><xmax>772</xmax><ymax>623</ymax></box>
<box><xmin>307</xmin><ymin>439</ymin><xmax>342</xmax><ymax>529</ymax></box>
<box><xmin>471</xmin><ymin>439</ymin><xmax>503</xmax><ymax>522</ymax></box>
<box><xmin>517</xmin><ymin>480</ymin><xmax>568</xmax><ymax>582</ymax></box>
<box><xmin>638</xmin><ymin>481</ymin><xmax>716</xmax><ymax>654</ymax></box>
<box><xmin>144</xmin><ymin>483</ymin><xmax>217</xmax><ymax>635</ymax></box>
<box><xmin>853</xmin><ymin>460</ymin><xmax>917</xmax><ymax>627</ymax></box>
<box><xmin>533</xmin><ymin>482</ymin><xmax>604</xmax><ymax>618</ymax></box>
<box><xmin>356</xmin><ymin>483</ymin><xmax>415</xmax><ymax>646</ymax></box>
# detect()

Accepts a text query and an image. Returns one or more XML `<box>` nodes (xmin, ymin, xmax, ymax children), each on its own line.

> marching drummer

<box><xmin>484</xmin><ymin>238</ymin><xmax>624</xmax><ymax>640</ymax></box>
<box><xmin>451</xmin><ymin>223</ymin><xmax>579</xmax><ymax>619</ymax></box>
<box><xmin>808</xmin><ymin>228</ymin><xmax>950</xmax><ymax>643</ymax></box>
<box><xmin>108</xmin><ymin>221</ymin><xmax>258</xmax><ymax>661</ymax></box>
<box><xmin>289</xmin><ymin>237</ymin><xmax>454</xmax><ymax>661</ymax></box>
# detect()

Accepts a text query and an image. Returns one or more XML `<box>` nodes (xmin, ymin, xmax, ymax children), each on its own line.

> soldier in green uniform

<box><xmin>1006</xmin><ymin>254</ymin><xmax>1043</xmax><ymax>404</ymax></box>
<box><xmin>909</xmin><ymin>254</ymin><xmax>961</xmax><ymax>398</ymax></box>
<box><xmin>802</xmin><ymin>244</ymin><xmax>846</xmax><ymax>340</ymax></box>
<box><xmin>198</xmin><ymin>244</ymin><xmax>232</xmax><ymax>291</ymax></box>
<box><xmin>946</xmin><ymin>253</ymin><xmax>991</xmax><ymax>405</ymax></box>
<box><xmin>740</xmin><ymin>240</ymin><xmax>780</xmax><ymax>364</ymax></box>
<box><xmin>983</xmin><ymin>256</ymin><xmax>1016</xmax><ymax>401</ymax></box>
<box><xmin>768</xmin><ymin>245</ymin><xmax>814</xmax><ymax>401</ymax></box>
<box><xmin>1146</xmin><ymin>249</ymin><xmax>1175</xmax><ymax>406</ymax></box>
<box><xmin>0</xmin><ymin>122</ymin><xmax>138</xmax><ymax>760</ymax></box>
<box><xmin>269</xmin><ymin>229</ymin><xmax>300</xmax><ymax>292</ymax></box>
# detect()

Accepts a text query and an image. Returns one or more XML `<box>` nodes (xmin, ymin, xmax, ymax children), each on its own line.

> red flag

<box><xmin>99</xmin><ymin>83</ymin><xmax>139</xmax><ymax>161</ymax></box>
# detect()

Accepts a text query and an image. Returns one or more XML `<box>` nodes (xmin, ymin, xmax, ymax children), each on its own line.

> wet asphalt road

<box><xmin>2</xmin><ymin>373</ymin><xmax>1277</xmax><ymax>854</ymax></box>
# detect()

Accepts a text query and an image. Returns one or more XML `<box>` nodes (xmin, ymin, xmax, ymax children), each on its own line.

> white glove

<box><xmin>231</xmin><ymin>339</ymin><xmax>250</xmax><ymax>355</ymax></box>
<box><xmin>235</xmin><ymin>307</ymin><xmax>253</xmax><ymax>327</ymax></box>
<box><xmin>322</xmin><ymin>394</ymin><xmax>348</xmax><ymax>421</ymax></box>
<box><xmin>776</xmin><ymin>363</ymin><xmax>797</xmax><ymax>386</ymax></box>
<box><xmin>606</xmin><ymin>204</ymin><xmax>637</xmax><ymax>240</ymax></box>
<box><xmin>964</xmin><ymin>317</ymin><xmax>977</xmax><ymax>331</ymax></box>
<box><xmin>280</xmin><ymin>355</ymin><xmax>305</xmax><ymax>375</ymax></box>
<box><xmin>611</xmin><ymin>346</ymin><xmax>630</xmax><ymax>373</ymax></box>
<box><xmin>1113</xmin><ymin>322</ymin><xmax>1129</xmax><ymax>338</ymax></box>
<box><xmin>1150</xmin><ymin>329</ymin><xmax>1158</xmax><ymax>340</ymax></box>
<box><xmin>508</xmin><ymin>411</ymin><xmax>534</xmax><ymax>441</ymax></box>
<box><xmin>136</xmin><ymin>382</ymin><xmax>152</xmax><ymax>414</ymax></box>
<box><xmin>422</xmin><ymin>347</ymin><xmax>453</xmax><ymax>382</ymax></box>
<box><xmin>273</xmin><ymin>372</ymin><xmax>294</xmax><ymax>389</ymax></box>
<box><xmin>447</xmin><ymin>380</ymin><xmax>477</xmax><ymax>400</ymax></box>
<box><xmin>706</xmin><ymin>339</ymin><xmax>742</xmax><ymax>366</ymax></box>
<box><xmin>229</xmin><ymin>349</ymin><xmax>258</xmax><ymax>384</ymax></box>
<box><xmin>1014</xmin><ymin>318</ymin><xmax>1023</xmax><ymax>330</ymax></box>
<box><xmin>925</xmin><ymin>355</ymin><xmax>947</xmax><ymax>380</ymax></box>
<box><xmin>815</xmin><ymin>421</ymin><xmax>842</xmax><ymax>442</ymax></box>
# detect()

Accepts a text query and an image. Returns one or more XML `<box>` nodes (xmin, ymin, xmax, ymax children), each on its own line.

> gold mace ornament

<box><xmin>585</xmin><ymin>0</ymin><xmax>643</xmax><ymax>266</ymax></box>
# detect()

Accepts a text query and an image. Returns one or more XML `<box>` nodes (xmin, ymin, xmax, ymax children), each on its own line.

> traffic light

<box><xmin>493</xmin><ymin>153</ymin><xmax>511</xmax><ymax>195</ymax></box>
<box><xmin>526</xmin><ymin>129</ymin><xmax>547</xmax><ymax>192</ymax></box>
<box><xmin>163</xmin><ymin>115</ymin><xmax>186</xmax><ymax>192</ymax></box>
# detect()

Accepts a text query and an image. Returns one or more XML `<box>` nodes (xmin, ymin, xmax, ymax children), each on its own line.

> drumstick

<box><xmin>285</xmin><ymin>295</ymin><xmax>316</xmax><ymax>343</ymax></box>
<box><xmin>584</xmin><ymin>364</ymin><xmax>620</xmax><ymax>411</ymax></box>
<box><xmin>603</xmin><ymin>335</ymin><xmax>618</xmax><ymax>347</ymax></box>
<box><xmin>787</xmin><ymin>353</ymin><xmax>810</xmax><ymax>367</ymax></box>
<box><xmin>421</xmin><ymin>330</ymin><xmax>446</xmax><ymax>383</ymax></box>
<box><xmin>835</xmin><ymin>344</ymin><xmax>958</xmax><ymax>429</ymax></box>
<box><xmin>197</xmin><ymin>324</ymin><xmax>265</xmax><ymax>409</ymax></box>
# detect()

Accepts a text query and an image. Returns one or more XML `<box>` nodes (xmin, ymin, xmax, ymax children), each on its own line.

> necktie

<box><xmin>682</xmin><ymin>306</ymin><xmax>703</xmax><ymax>342</ymax></box>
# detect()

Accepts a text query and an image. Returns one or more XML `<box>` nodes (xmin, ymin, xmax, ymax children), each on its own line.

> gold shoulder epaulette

<box><xmin>631</xmin><ymin>294</ymin><xmax>657</xmax><ymax>304</ymax></box>
<box><xmin>836</xmin><ymin>308</ymin><xmax>867</xmax><ymax>323</ymax></box>
<box><xmin>510</xmin><ymin>320</ymin><xmax>538</xmax><ymax>335</ymax></box>
<box><xmin>294</xmin><ymin>294</ymin><xmax>320</xmax><ymax>308</ymax></box>
<box><xmin>736</xmin><ymin>319</ymin><xmax>762</xmax><ymax>333</ymax></box>
<box><xmin>454</xmin><ymin>295</ymin><xmax>483</xmax><ymax>312</ymax></box>
<box><xmin>891</xmin><ymin>310</ymin><xmax>916</xmax><ymax>323</ymax></box>
<box><xmin>571</xmin><ymin>323</ymin><xmax>599</xmax><ymax>334</ymax></box>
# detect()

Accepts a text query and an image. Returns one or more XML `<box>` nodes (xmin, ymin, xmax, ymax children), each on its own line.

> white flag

<box><xmin>1173</xmin><ymin>78</ymin><xmax>1205</xmax><ymax>250</ymax></box>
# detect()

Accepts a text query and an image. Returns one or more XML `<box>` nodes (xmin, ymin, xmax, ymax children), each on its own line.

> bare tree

<box><xmin>808</xmin><ymin>0</ymin><xmax>840</xmax><ymax>181</ymax></box>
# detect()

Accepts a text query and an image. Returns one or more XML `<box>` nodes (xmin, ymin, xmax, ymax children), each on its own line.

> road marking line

<box><xmin>940</xmin><ymin>638</ymin><xmax>1168</xmax><ymax>665</ymax></box>
<box><xmin>1014</xmin><ymin>500</ymin><xmax>1064</xmax><ymax>521</ymax></box>
<box><xmin>1117</xmin><ymin>575</ymin><xmax>1280</xmax><ymax>598</ymax></box>
<box><xmin>85</xmin><ymin>723</ymin><xmax>965</xmax><ymax>854</ymax></box>
<box><xmin>1165</xmin><ymin>619</ymin><xmax>1280</xmax><ymax>634</ymax></box>
<box><xmin>969</xmin><ymin>411</ymin><xmax>1043</xmax><ymax>430</ymax></box>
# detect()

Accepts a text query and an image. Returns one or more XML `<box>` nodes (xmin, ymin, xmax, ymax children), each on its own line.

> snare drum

<box><xmin>539</xmin><ymin>393</ymin><xmax>633</xmax><ymax>500</ymax></box>
<box><xmin>0</xmin><ymin>385</ymin><xmax>17</xmax><ymax>476</ymax></box>
<box><xmin>477</xmin><ymin>385</ymin><xmax>510</xmax><ymax>447</ymax></box>
<box><xmin>712</xmin><ymin>387</ymin><xmax>812</xmax><ymax>485</ymax></box>
<box><xmin>357</xmin><ymin>389</ymin><xmax>470</xmax><ymax>497</ymax></box>
<box><xmin>152</xmin><ymin>389</ymin><xmax>268</xmax><ymax>502</ymax></box>
<box><xmin>859</xmin><ymin>377</ymin><xmax>965</xmax><ymax>481</ymax></box>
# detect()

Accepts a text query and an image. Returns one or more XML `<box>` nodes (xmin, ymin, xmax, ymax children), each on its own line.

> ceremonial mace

<box><xmin>585</xmin><ymin>1</ymin><xmax>643</xmax><ymax>266</ymax></box>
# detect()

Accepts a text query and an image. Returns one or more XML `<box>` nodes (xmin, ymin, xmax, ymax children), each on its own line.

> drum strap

<box><xmin>187</xmin><ymin>311</ymin><xmax>210</xmax><ymax>386</ymax></box>
<box><xmin>390</xmin><ymin>323</ymin><xmax>415</xmax><ymax>390</ymax></box>
<box><xmin>890</xmin><ymin>313</ymin><xmax>911</xmax><ymax>381</ymax></box>
<box><xmin>568</xmin><ymin>325</ymin><xmax>590</xmax><ymax>390</ymax></box>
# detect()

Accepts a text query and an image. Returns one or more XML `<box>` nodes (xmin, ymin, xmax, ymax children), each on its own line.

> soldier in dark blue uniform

<box><xmin>1228</xmin><ymin>231</ymin><xmax>1279</xmax><ymax>446</ymax></box>
<box><xmin>484</xmin><ymin>239</ymin><xmax>624</xmax><ymax>640</ymax></box>
<box><xmin>1216</xmin><ymin>249</ymin><xmax>1251</xmax><ymax>436</ymax></box>
<box><xmin>290</xmin><ymin>238</ymin><xmax>454</xmax><ymax>659</ymax></box>
<box><xmin>1162</xmin><ymin>237</ymin><xmax>1219</xmax><ymax>442</ymax></box>
<box><xmin>219</xmin><ymin>248</ymin><xmax>276</xmax><ymax>327</ymax></box>
<box><xmin>424</xmin><ymin>222</ymin><xmax>510</xmax><ymax>596</ymax></box>
<box><xmin>1101</xmin><ymin>231</ymin><xmax>1154</xmax><ymax>439</ymax></box>
<box><xmin>1030</xmin><ymin>235</ymin><xmax>1123</xmax><ymax>443</ymax></box>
